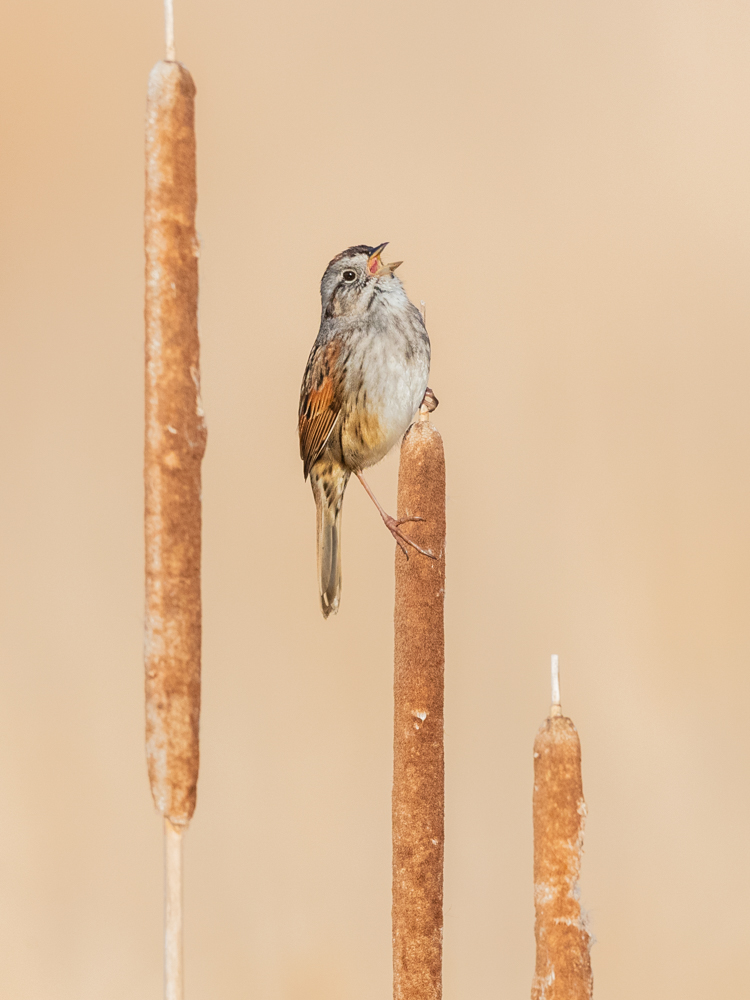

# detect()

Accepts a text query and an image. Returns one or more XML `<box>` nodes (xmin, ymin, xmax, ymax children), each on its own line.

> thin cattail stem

<box><xmin>550</xmin><ymin>653</ymin><xmax>561</xmax><ymax>716</ymax></box>
<box><xmin>393</xmin><ymin>408</ymin><xmax>446</xmax><ymax>1000</ymax></box>
<box><xmin>531</xmin><ymin>658</ymin><xmax>593</xmax><ymax>1000</ymax></box>
<box><xmin>164</xmin><ymin>819</ymin><xmax>184</xmax><ymax>1000</ymax></box>
<box><xmin>164</xmin><ymin>0</ymin><xmax>176</xmax><ymax>61</ymax></box>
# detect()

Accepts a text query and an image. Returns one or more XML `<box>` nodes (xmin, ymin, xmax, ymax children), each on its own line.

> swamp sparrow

<box><xmin>299</xmin><ymin>244</ymin><xmax>436</xmax><ymax>617</ymax></box>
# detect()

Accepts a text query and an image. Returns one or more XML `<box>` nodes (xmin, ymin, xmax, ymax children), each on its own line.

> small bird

<box><xmin>299</xmin><ymin>243</ymin><xmax>435</xmax><ymax>618</ymax></box>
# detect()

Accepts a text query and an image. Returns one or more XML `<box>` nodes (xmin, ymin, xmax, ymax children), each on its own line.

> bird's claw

<box><xmin>385</xmin><ymin>515</ymin><xmax>436</xmax><ymax>560</ymax></box>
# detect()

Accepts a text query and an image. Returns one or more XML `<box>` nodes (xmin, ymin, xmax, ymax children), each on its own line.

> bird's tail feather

<box><xmin>312</xmin><ymin>469</ymin><xmax>349</xmax><ymax>618</ymax></box>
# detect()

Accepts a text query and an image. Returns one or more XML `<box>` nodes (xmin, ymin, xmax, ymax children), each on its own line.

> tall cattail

<box><xmin>393</xmin><ymin>407</ymin><xmax>446</xmax><ymax>1000</ymax></box>
<box><xmin>531</xmin><ymin>656</ymin><xmax>593</xmax><ymax>1000</ymax></box>
<box><xmin>144</xmin><ymin>4</ymin><xmax>205</xmax><ymax>996</ymax></box>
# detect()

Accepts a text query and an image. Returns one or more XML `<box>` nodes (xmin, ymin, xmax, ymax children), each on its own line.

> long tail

<box><xmin>311</xmin><ymin>466</ymin><xmax>350</xmax><ymax>618</ymax></box>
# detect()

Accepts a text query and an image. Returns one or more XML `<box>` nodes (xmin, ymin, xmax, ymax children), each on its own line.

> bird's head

<box><xmin>320</xmin><ymin>243</ymin><xmax>404</xmax><ymax>318</ymax></box>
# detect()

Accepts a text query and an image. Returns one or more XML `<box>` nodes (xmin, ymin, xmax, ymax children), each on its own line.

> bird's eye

<box><xmin>342</xmin><ymin>270</ymin><xmax>356</xmax><ymax>282</ymax></box>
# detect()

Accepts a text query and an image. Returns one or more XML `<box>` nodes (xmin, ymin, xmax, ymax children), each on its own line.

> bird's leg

<box><xmin>355</xmin><ymin>471</ymin><xmax>435</xmax><ymax>559</ymax></box>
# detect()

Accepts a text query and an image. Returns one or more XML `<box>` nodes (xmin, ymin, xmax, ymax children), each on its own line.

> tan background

<box><xmin>1</xmin><ymin>0</ymin><xmax>748</xmax><ymax>996</ymax></box>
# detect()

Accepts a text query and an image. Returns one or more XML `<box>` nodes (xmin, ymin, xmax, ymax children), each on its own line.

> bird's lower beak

<box><xmin>377</xmin><ymin>259</ymin><xmax>403</xmax><ymax>276</ymax></box>
<box><xmin>367</xmin><ymin>243</ymin><xmax>402</xmax><ymax>277</ymax></box>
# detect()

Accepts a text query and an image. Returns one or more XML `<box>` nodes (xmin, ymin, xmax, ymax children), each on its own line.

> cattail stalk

<box><xmin>164</xmin><ymin>818</ymin><xmax>184</xmax><ymax>1000</ymax></box>
<box><xmin>144</xmin><ymin>32</ymin><xmax>205</xmax><ymax>1000</ymax></box>
<box><xmin>393</xmin><ymin>408</ymin><xmax>446</xmax><ymax>1000</ymax></box>
<box><xmin>531</xmin><ymin>656</ymin><xmax>593</xmax><ymax>1000</ymax></box>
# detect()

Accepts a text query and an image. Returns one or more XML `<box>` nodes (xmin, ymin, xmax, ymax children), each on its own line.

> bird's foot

<box><xmin>384</xmin><ymin>515</ymin><xmax>436</xmax><ymax>560</ymax></box>
<box><xmin>421</xmin><ymin>387</ymin><xmax>439</xmax><ymax>413</ymax></box>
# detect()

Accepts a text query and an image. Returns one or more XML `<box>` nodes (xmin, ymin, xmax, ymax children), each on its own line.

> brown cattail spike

<box><xmin>393</xmin><ymin>410</ymin><xmax>446</xmax><ymax>1000</ymax></box>
<box><xmin>144</xmin><ymin>59</ymin><xmax>206</xmax><ymax>828</ymax></box>
<box><xmin>531</xmin><ymin>659</ymin><xmax>593</xmax><ymax>1000</ymax></box>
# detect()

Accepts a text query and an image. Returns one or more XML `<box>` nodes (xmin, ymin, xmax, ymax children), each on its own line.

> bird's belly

<box><xmin>340</xmin><ymin>350</ymin><xmax>428</xmax><ymax>470</ymax></box>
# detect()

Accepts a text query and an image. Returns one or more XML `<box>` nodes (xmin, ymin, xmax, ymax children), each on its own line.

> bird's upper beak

<box><xmin>367</xmin><ymin>243</ymin><xmax>403</xmax><ymax>277</ymax></box>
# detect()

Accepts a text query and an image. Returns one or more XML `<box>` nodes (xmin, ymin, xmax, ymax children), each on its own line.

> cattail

<box><xmin>144</xmin><ymin>4</ymin><xmax>205</xmax><ymax>997</ymax></box>
<box><xmin>392</xmin><ymin>406</ymin><xmax>446</xmax><ymax>1000</ymax></box>
<box><xmin>531</xmin><ymin>656</ymin><xmax>593</xmax><ymax>1000</ymax></box>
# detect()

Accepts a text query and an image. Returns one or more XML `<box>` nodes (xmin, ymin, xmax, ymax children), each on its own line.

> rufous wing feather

<box><xmin>299</xmin><ymin>341</ymin><xmax>342</xmax><ymax>478</ymax></box>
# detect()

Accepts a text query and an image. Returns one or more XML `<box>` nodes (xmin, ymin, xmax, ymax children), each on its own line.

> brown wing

<box><xmin>299</xmin><ymin>339</ymin><xmax>342</xmax><ymax>479</ymax></box>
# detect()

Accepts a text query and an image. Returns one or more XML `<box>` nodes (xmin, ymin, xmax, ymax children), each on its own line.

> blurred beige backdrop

<box><xmin>1</xmin><ymin>0</ymin><xmax>749</xmax><ymax>997</ymax></box>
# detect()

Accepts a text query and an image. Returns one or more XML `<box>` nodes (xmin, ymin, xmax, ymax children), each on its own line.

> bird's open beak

<box><xmin>367</xmin><ymin>243</ymin><xmax>403</xmax><ymax>277</ymax></box>
<box><xmin>367</xmin><ymin>244</ymin><xmax>388</xmax><ymax>275</ymax></box>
